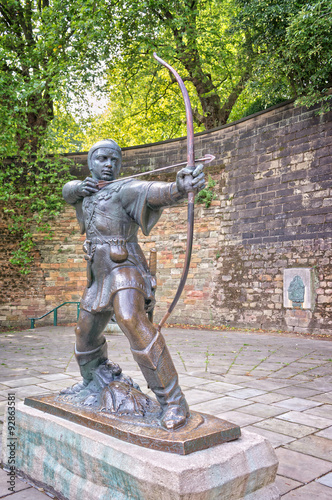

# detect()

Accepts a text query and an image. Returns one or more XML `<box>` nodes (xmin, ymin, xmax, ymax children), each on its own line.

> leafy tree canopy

<box><xmin>234</xmin><ymin>0</ymin><xmax>332</xmax><ymax>112</ymax></box>
<box><xmin>97</xmin><ymin>0</ymin><xmax>260</xmax><ymax>137</ymax></box>
<box><xmin>0</xmin><ymin>0</ymin><xmax>115</xmax><ymax>271</ymax></box>
<box><xmin>84</xmin><ymin>0</ymin><xmax>331</xmax><ymax>147</ymax></box>
<box><xmin>0</xmin><ymin>0</ymin><xmax>115</xmax><ymax>156</ymax></box>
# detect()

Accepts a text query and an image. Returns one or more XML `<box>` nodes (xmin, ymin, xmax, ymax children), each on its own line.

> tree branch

<box><xmin>0</xmin><ymin>3</ymin><xmax>13</xmax><ymax>28</ymax></box>
<box><xmin>167</xmin><ymin>69</ymin><xmax>191</xmax><ymax>85</ymax></box>
<box><xmin>192</xmin><ymin>107</ymin><xmax>205</xmax><ymax>126</ymax></box>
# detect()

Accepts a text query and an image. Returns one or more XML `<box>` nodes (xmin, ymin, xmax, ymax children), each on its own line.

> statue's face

<box><xmin>90</xmin><ymin>147</ymin><xmax>122</xmax><ymax>181</ymax></box>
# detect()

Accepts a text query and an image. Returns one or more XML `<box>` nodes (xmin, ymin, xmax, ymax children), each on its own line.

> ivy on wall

<box><xmin>0</xmin><ymin>156</ymin><xmax>74</xmax><ymax>273</ymax></box>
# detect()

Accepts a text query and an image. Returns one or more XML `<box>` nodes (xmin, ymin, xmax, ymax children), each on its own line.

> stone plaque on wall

<box><xmin>283</xmin><ymin>268</ymin><xmax>314</xmax><ymax>310</ymax></box>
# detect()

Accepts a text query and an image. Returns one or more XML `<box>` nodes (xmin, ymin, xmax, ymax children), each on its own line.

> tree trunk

<box><xmin>16</xmin><ymin>93</ymin><xmax>54</xmax><ymax>154</ymax></box>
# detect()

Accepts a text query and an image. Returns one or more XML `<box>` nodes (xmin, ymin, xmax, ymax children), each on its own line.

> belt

<box><xmin>83</xmin><ymin>238</ymin><xmax>129</xmax><ymax>264</ymax></box>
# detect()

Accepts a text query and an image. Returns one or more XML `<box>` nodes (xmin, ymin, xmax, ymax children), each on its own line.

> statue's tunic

<box><xmin>65</xmin><ymin>179</ymin><xmax>164</xmax><ymax>314</ymax></box>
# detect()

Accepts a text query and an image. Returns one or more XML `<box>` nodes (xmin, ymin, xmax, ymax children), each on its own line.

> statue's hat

<box><xmin>87</xmin><ymin>139</ymin><xmax>122</xmax><ymax>170</ymax></box>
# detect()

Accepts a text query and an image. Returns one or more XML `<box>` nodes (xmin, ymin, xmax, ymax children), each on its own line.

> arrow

<box><xmin>97</xmin><ymin>153</ymin><xmax>215</xmax><ymax>189</ymax></box>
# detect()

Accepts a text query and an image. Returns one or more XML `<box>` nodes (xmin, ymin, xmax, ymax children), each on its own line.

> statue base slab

<box><xmin>2</xmin><ymin>403</ymin><xmax>280</xmax><ymax>500</ymax></box>
<box><xmin>24</xmin><ymin>394</ymin><xmax>240</xmax><ymax>455</ymax></box>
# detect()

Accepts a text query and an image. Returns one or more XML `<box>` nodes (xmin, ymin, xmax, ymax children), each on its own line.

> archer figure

<box><xmin>62</xmin><ymin>138</ymin><xmax>205</xmax><ymax>430</ymax></box>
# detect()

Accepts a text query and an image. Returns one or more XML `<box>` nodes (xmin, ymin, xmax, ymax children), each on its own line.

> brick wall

<box><xmin>1</xmin><ymin>100</ymin><xmax>331</xmax><ymax>333</ymax></box>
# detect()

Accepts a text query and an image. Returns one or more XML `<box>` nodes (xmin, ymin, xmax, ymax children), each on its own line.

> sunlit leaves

<box><xmin>234</xmin><ymin>0</ymin><xmax>332</xmax><ymax>111</ymax></box>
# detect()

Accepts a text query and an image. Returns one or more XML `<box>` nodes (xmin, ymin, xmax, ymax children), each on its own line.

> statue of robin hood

<box><xmin>62</xmin><ymin>138</ymin><xmax>205</xmax><ymax>430</ymax></box>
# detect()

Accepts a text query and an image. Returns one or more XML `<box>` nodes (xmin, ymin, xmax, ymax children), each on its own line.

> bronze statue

<box><xmin>27</xmin><ymin>55</ymin><xmax>240</xmax><ymax>453</ymax></box>
<box><xmin>62</xmin><ymin>138</ymin><xmax>205</xmax><ymax>430</ymax></box>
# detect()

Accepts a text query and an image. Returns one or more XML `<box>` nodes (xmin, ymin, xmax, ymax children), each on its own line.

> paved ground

<box><xmin>0</xmin><ymin>325</ymin><xmax>331</xmax><ymax>499</ymax></box>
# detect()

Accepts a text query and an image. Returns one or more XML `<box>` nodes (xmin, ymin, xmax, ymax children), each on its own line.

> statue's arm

<box><xmin>146</xmin><ymin>181</ymin><xmax>184</xmax><ymax>209</ymax></box>
<box><xmin>62</xmin><ymin>178</ymin><xmax>99</xmax><ymax>204</ymax></box>
<box><xmin>62</xmin><ymin>180</ymin><xmax>87</xmax><ymax>234</ymax></box>
<box><xmin>147</xmin><ymin>164</ymin><xmax>205</xmax><ymax>209</ymax></box>
<box><xmin>62</xmin><ymin>180</ymin><xmax>83</xmax><ymax>205</ymax></box>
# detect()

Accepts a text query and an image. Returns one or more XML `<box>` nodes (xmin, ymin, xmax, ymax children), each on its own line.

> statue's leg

<box><xmin>113</xmin><ymin>289</ymin><xmax>189</xmax><ymax>430</ymax></box>
<box><xmin>61</xmin><ymin>308</ymin><xmax>114</xmax><ymax>394</ymax></box>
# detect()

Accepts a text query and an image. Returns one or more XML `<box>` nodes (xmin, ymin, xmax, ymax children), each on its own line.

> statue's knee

<box><xmin>116</xmin><ymin>311</ymin><xmax>136</xmax><ymax>334</ymax></box>
<box><xmin>75</xmin><ymin>325</ymin><xmax>83</xmax><ymax>338</ymax></box>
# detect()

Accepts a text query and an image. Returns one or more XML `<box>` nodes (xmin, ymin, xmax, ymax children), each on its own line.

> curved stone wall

<box><xmin>1</xmin><ymin>100</ymin><xmax>331</xmax><ymax>334</ymax></box>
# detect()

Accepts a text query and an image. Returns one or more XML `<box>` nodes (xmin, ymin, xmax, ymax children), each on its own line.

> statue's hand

<box><xmin>176</xmin><ymin>163</ymin><xmax>205</xmax><ymax>194</ymax></box>
<box><xmin>77</xmin><ymin>177</ymin><xmax>99</xmax><ymax>197</ymax></box>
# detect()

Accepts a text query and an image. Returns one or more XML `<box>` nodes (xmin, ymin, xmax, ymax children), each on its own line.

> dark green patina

<box><xmin>288</xmin><ymin>275</ymin><xmax>305</xmax><ymax>308</ymax></box>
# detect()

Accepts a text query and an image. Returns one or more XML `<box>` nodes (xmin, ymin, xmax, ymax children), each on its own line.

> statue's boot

<box><xmin>131</xmin><ymin>331</ymin><xmax>189</xmax><ymax>430</ymax></box>
<box><xmin>60</xmin><ymin>340</ymin><xmax>108</xmax><ymax>395</ymax></box>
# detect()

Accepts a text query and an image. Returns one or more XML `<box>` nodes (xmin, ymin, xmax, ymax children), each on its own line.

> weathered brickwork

<box><xmin>210</xmin><ymin>238</ymin><xmax>332</xmax><ymax>334</ymax></box>
<box><xmin>0</xmin><ymin>211</ymin><xmax>46</xmax><ymax>325</ymax></box>
<box><xmin>1</xmin><ymin>100</ymin><xmax>331</xmax><ymax>333</ymax></box>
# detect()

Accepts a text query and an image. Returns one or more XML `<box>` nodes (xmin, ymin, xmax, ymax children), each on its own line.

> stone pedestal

<box><xmin>2</xmin><ymin>403</ymin><xmax>280</xmax><ymax>500</ymax></box>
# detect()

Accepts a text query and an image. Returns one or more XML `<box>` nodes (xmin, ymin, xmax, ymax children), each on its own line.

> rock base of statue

<box><xmin>2</xmin><ymin>403</ymin><xmax>280</xmax><ymax>500</ymax></box>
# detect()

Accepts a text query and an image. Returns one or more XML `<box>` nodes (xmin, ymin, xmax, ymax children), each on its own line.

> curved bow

<box><xmin>153</xmin><ymin>52</ymin><xmax>196</xmax><ymax>332</ymax></box>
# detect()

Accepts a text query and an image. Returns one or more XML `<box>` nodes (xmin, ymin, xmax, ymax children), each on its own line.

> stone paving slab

<box><xmin>285</xmin><ymin>434</ymin><xmax>332</xmax><ymax>462</ymax></box>
<box><xmin>35</xmin><ymin>381</ymin><xmax>73</xmax><ymax>391</ymax></box>
<box><xmin>236</xmin><ymin>379</ymin><xmax>294</xmax><ymax>391</ymax></box>
<box><xmin>272</xmin><ymin>397</ymin><xmax>322</xmax><ymax>411</ymax></box>
<box><xmin>317</xmin><ymin>471</ymin><xmax>332</xmax><ymax>488</ymax></box>
<box><xmin>274</xmin><ymin>476</ymin><xmax>303</xmax><ymax>496</ymax></box>
<box><xmin>225</xmin><ymin>388</ymin><xmax>266</xmax><ymax>399</ymax></box>
<box><xmin>309</xmin><ymin>392</ymin><xmax>332</xmax><ymax>404</ymax></box>
<box><xmin>0</xmin><ymin>378</ymin><xmax>45</xmax><ymax>389</ymax></box>
<box><xmin>276</xmin><ymin>410</ymin><xmax>332</xmax><ymax>429</ymax></box>
<box><xmin>282</xmin><ymin>480</ymin><xmax>332</xmax><ymax>499</ymax></box>
<box><xmin>237</xmin><ymin>402</ymin><xmax>288</xmax><ymax>418</ymax></box>
<box><xmin>0</xmin><ymin>325</ymin><xmax>331</xmax><ymax>498</ymax></box>
<box><xmin>190</xmin><ymin>395</ymin><xmax>252</xmax><ymax>414</ymax></box>
<box><xmin>180</xmin><ymin>388</ymin><xmax>221</xmax><ymax>406</ymax></box>
<box><xmin>295</xmin><ymin>381</ymin><xmax>332</xmax><ymax>391</ymax></box>
<box><xmin>14</xmin><ymin>387</ymin><xmax>50</xmax><ymax>399</ymax></box>
<box><xmin>216</xmin><ymin>410</ymin><xmax>265</xmax><ymax>426</ymax></box>
<box><xmin>275</xmin><ymin>447</ymin><xmax>332</xmax><ymax>483</ymax></box>
<box><xmin>244</xmin><ymin>427</ymin><xmax>295</xmax><ymax>448</ymax></box>
<box><xmin>253</xmin><ymin>417</ymin><xmax>317</xmax><ymax>438</ymax></box>
<box><xmin>172</xmin><ymin>375</ymin><xmax>211</xmax><ymax>388</ymax></box>
<box><xmin>247</xmin><ymin>393</ymin><xmax>289</xmax><ymax>405</ymax></box>
<box><xmin>200</xmin><ymin>381</ymin><xmax>243</xmax><ymax>392</ymax></box>
<box><xmin>0</xmin><ymin>468</ymin><xmax>30</xmax><ymax>497</ymax></box>
<box><xmin>36</xmin><ymin>373</ymin><xmax>72</xmax><ymax>382</ymax></box>
<box><xmin>0</xmin><ymin>488</ymin><xmax>47</xmax><ymax>499</ymax></box>
<box><xmin>274</xmin><ymin>386</ymin><xmax>324</xmax><ymax>398</ymax></box>
<box><xmin>305</xmin><ymin>404</ymin><xmax>332</xmax><ymax>419</ymax></box>
<box><xmin>316</xmin><ymin>426</ymin><xmax>332</xmax><ymax>439</ymax></box>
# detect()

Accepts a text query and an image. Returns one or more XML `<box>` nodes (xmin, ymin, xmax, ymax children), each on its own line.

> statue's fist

<box><xmin>77</xmin><ymin>177</ymin><xmax>99</xmax><ymax>197</ymax></box>
<box><xmin>176</xmin><ymin>163</ymin><xmax>205</xmax><ymax>194</ymax></box>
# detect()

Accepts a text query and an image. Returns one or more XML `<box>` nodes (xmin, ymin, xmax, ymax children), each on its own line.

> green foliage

<box><xmin>0</xmin><ymin>155</ymin><xmax>74</xmax><ymax>273</ymax></box>
<box><xmin>46</xmin><ymin>106</ymin><xmax>87</xmax><ymax>154</ymax></box>
<box><xmin>233</xmin><ymin>0</ymin><xmax>332</xmax><ymax>112</ymax></box>
<box><xmin>0</xmin><ymin>0</ymin><xmax>117</xmax><ymax>156</ymax></box>
<box><xmin>0</xmin><ymin>0</ymin><xmax>112</xmax><ymax>271</ymax></box>
<box><xmin>195</xmin><ymin>174</ymin><xmax>216</xmax><ymax>208</ymax></box>
<box><xmin>285</xmin><ymin>0</ymin><xmax>332</xmax><ymax>111</ymax></box>
<box><xmin>237</xmin><ymin>94</ymin><xmax>289</xmax><ymax>119</ymax></box>
<box><xmin>95</xmin><ymin>0</ymin><xmax>256</xmax><ymax>135</ymax></box>
<box><xmin>89</xmin><ymin>0</ymin><xmax>332</xmax><ymax>141</ymax></box>
<box><xmin>83</xmin><ymin>63</ymin><xmax>205</xmax><ymax>148</ymax></box>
